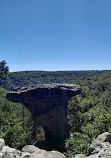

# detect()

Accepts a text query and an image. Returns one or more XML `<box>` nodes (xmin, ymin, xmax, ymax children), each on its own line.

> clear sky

<box><xmin>0</xmin><ymin>0</ymin><xmax>111</xmax><ymax>72</ymax></box>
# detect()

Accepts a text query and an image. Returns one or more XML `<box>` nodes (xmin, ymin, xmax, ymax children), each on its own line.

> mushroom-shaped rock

<box><xmin>6</xmin><ymin>84</ymin><xmax>81</xmax><ymax>150</ymax></box>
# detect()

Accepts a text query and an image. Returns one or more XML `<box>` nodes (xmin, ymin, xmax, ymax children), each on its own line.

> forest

<box><xmin>0</xmin><ymin>70</ymin><xmax>105</xmax><ymax>90</ymax></box>
<box><xmin>0</xmin><ymin>66</ymin><xmax>111</xmax><ymax>157</ymax></box>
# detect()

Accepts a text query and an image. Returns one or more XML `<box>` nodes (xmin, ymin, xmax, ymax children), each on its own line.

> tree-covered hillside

<box><xmin>1</xmin><ymin>70</ymin><xmax>111</xmax><ymax>157</ymax></box>
<box><xmin>0</xmin><ymin>86</ymin><xmax>45</xmax><ymax>149</ymax></box>
<box><xmin>65</xmin><ymin>71</ymin><xmax>111</xmax><ymax>157</ymax></box>
<box><xmin>0</xmin><ymin>70</ymin><xmax>106</xmax><ymax>90</ymax></box>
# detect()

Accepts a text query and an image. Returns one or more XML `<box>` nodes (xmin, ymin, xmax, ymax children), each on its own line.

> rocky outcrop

<box><xmin>6</xmin><ymin>84</ymin><xmax>81</xmax><ymax>150</ymax></box>
<box><xmin>2</xmin><ymin>132</ymin><xmax>111</xmax><ymax>158</ymax></box>
<box><xmin>0</xmin><ymin>138</ymin><xmax>66</xmax><ymax>158</ymax></box>
<box><xmin>74</xmin><ymin>132</ymin><xmax>111</xmax><ymax>158</ymax></box>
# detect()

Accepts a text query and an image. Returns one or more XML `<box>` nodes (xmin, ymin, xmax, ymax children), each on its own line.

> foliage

<box><xmin>65</xmin><ymin>71</ymin><xmax>111</xmax><ymax>157</ymax></box>
<box><xmin>65</xmin><ymin>132</ymin><xmax>91</xmax><ymax>157</ymax></box>
<box><xmin>1</xmin><ymin>70</ymin><xmax>111</xmax><ymax>155</ymax></box>
<box><xmin>0</xmin><ymin>86</ymin><xmax>44</xmax><ymax>149</ymax></box>
<box><xmin>0</xmin><ymin>70</ymin><xmax>104</xmax><ymax>90</ymax></box>
<box><xmin>0</xmin><ymin>60</ymin><xmax>9</xmax><ymax>79</ymax></box>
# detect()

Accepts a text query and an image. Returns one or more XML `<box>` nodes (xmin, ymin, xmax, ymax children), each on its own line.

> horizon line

<box><xmin>9</xmin><ymin>69</ymin><xmax>111</xmax><ymax>73</ymax></box>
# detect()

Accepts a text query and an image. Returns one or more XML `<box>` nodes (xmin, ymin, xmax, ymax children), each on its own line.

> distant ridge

<box><xmin>0</xmin><ymin>70</ymin><xmax>108</xmax><ymax>90</ymax></box>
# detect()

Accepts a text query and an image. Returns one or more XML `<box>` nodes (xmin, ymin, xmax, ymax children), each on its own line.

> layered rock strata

<box><xmin>6</xmin><ymin>84</ymin><xmax>81</xmax><ymax>150</ymax></box>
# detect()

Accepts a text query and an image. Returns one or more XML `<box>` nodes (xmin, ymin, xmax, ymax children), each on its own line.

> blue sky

<box><xmin>0</xmin><ymin>0</ymin><xmax>111</xmax><ymax>72</ymax></box>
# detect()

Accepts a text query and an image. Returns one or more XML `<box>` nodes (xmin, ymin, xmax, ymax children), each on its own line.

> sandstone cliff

<box><xmin>6</xmin><ymin>84</ymin><xmax>81</xmax><ymax>150</ymax></box>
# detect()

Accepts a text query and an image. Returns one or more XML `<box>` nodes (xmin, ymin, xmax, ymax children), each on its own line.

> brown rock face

<box><xmin>6</xmin><ymin>84</ymin><xmax>81</xmax><ymax>150</ymax></box>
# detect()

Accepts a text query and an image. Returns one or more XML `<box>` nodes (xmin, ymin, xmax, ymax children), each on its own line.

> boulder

<box><xmin>87</xmin><ymin>132</ymin><xmax>111</xmax><ymax>156</ymax></box>
<box><xmin>22</xmin><ymin>145</ymin><xmax>66</xmax><ymax>158</ymax></box>
<box><xmin>0</xmin><ymin>138</ymin><xmax>67</xmax><ymax>158</ymax></box>
<box><xmin>74</xmin><ymin>154</ymin><xmax>86</xmax><ymax>158</ymax></box>
<box><xmin>75</xmin><ymin>132</ymin><xmax>111</xmax><ymax>158</ymax></box>
<box><xmin>0</xmin><ymin>138</ymin><xmax>22</xmax><ymax>158</ymax></box>
<box><xmin>0</xmin><ymin>138</ymin><xmax>5</xmax><ymax>150</ymax></box>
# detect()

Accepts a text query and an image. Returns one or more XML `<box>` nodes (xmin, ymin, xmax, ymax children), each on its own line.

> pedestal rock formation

<box><xmin>6</xmin><ymin>84</ymin><xmax>81</xmax><ymax>150</ymax></box>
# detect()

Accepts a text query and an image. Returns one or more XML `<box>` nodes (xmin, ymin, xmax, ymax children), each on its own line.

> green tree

<box><xmin>0</xmin><ymin>60</ymin><xmax>9</xmax><ymax>79</ymax></box>
<box><xmin>65</xmin><ymin>132</ymin><xmax>91</xmax><ymax>157</ymax></box>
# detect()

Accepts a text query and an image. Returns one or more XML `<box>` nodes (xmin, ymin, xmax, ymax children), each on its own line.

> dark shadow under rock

<box><xmin>34</xmin><ymin>139</ymin><xmax>65</xmax><ymax>152</ymax></box>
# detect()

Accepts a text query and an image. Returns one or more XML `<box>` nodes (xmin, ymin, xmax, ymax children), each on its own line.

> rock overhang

<box><xmin>6</xmin><ymin>84</ymin><xmax>81</xmax><ymax>103</ymax></box>
<box><xmin>6</xmin><ymin>83</ymin><xmax>81</xmax><ymax>150</ymax></box>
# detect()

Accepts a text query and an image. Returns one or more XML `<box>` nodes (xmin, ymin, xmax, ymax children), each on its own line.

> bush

<box><xmin>65</xmin><ymin>132</ymin><xmax>91</xmax><ymax>157</ymax></box>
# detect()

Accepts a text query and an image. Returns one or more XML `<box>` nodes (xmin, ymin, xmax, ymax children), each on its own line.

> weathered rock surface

<box><xmin>0</xmin><ymin>138</ymin><xmax>66</xmax><ymax>158</ymax></box>
<box><xmin>6</xmin><ymin>84</ymin><xmax>81</xmax><ymax>150</ymax></box>
<box><xmin>74</xmin><ymin>132</ymin><xmax>111</xmax><ymax>158</ymax></box>
<box><xmin>74</xmin><ymin>154</ymin><xmax>86</xmax><ymax>158</ymax></box>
